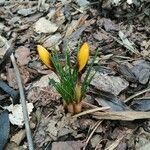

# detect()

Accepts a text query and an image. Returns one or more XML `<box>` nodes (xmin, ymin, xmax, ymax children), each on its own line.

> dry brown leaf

<box><xmin>7</xmin><ymin>67</ymin><xmax>30</xmax><ymax>89</ymax></box>
<box><xmin>65</xmin><ymin>14</ymin><xmax>88</xmax><ymax>37</ymax></box>
<box><xmin>51</xmin><ymin>140</ymin><xmax>84</xmax><ymax>150</ymax></box>
<box><xmin>34</xmin><ymin>17</ymin><xmax>58</xmax><ymax>33</ymax></box>
<box><xmin>15</xmin><ymin>46</ymin><xmax>31</xmax><ymax>66</ymax></box>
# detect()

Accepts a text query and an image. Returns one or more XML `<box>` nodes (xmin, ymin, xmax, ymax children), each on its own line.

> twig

<box><xmin>83</xmin><ymin>120</ymin><xmax>102</xmax><ymax>150</ymax></box>
<box><xmin>136</xmin><ymin>97</ymin><xmax>150</xmax><ymax>100</ymax></box>
<box><xmin>94</xmin><ymin>139</ymin><xmax>107</xmax><ymax>150</ymax></box>
<box><xmin>0</xmin><ymin>36</ymin><xmax>34</xmax><ymax>150</ymax></box>
<box><xmin>105</xmin><ymin>135</ymin><xmax>124</xmax><ymax>150</ymax></box>
<box><xmin>93</xmin><ymin>111</ymin><xmax>150</xmax><ymax>121</ymax></box>
<box><xmin>125</xmin><ymin>88</ymin><xmax>150</xmax><ymax>103</ymax></box>
<box><xmin>72</xmin><ymin>107</ymin><xmax>110</xmax><ymax>118</ymax></box>
<box><xmin>11</xmin><ymin>54</ymin><xmax>34</xmax><ymax>150</ymax></box>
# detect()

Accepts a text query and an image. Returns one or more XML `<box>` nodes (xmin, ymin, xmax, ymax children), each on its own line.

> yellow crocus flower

<box><xmin>77</xmin><ymin>42</ymin><xmax>89</xmax><ymax>72</ymax></box>
<box><xmin>37</xmin><ymin>45</ymin><xmax>52</xmax><ymax>69</ymax></box>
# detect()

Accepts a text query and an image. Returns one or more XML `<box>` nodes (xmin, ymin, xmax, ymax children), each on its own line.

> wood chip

<box><xmin>93</xmin><ymin>111</ymin><xmax>150</xmax><ymax>121</ymax></box>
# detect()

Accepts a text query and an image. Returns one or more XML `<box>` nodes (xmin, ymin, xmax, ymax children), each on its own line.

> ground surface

<box><xmin>0</xmin><ymin>0</ymin><xmax>150</xmax><ymax>150</ymax></box>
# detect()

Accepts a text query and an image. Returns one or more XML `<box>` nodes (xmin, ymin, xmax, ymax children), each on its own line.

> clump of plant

<box><xmin>37</xmin><ymin>43</ymin><xmax>97</xmax><ymax>114</ymax></box>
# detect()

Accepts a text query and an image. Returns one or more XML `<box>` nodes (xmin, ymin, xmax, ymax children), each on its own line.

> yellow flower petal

<box><xmin>77</xmin><ymin>42</ymin><xmax>89</xmax><ymax>72</ymax></box>
<box><xmin>37</xmin><ymin>45</ymin><xmax>52</xmax><ymax>68</ymax></box>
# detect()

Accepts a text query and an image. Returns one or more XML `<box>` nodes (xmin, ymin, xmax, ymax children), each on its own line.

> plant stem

<box><xmin>67</xmin><ymin>103</ymin><xmax>74</xmax><ymax>114</ymax></box>
<box><xmin>74</xmin><ymin>102</ymin><xmax>82</xmax><ymax>114</ymax></box>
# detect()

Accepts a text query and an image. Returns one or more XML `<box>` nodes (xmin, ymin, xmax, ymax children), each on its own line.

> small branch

<box><xmin>105</xmin><ymin>135</ymin><xmax>124</xmax><ymax>150</ymax></box>
<box><xmin>125</xmin><ymin>88</ymin><xmax>150</xmax><ymax>103</ymax></box>
<box><xmin>83</xmin><ymin>120</ymin><xmax>102</xmax><ymax>150</ymax></box>
<box><xmin>72</xmin><ymin>107</ymin><xmax>110</xmax><ymax>118</ymax></box>
<box><xmin>10</xmin><ymin>54</ymin><xmax>34</xmax><ymax>150</ymax></box>
<box><xmin>93</xmin><ymin>111</ymin><xmax>150</xmax><ymax>121</ymax></box>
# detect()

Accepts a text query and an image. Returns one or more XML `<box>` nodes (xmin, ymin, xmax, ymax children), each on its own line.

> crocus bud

<box><xmin>37</xmin><ymin>45</ymin><xmax>52</xmax><ymax>69</ymax></box>
<box><xmin>77</xmin><ymin>42</ymin><xmax>89</xmax><ymax>72</ymax></box>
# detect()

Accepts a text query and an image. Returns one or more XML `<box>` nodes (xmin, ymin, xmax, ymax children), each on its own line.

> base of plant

<box><xmin>65</xmin><ymin>102</ymin><xmax>82</xmax><ymax>114</ymax></box>
<box><xmin>73</xmin><ymin>102</ymin><xmax>82</xmax><ymax>114</ymax></box>
<box><xmin>67</xmin><ymin>103</ymin><xmax>74</xmax><ymax>114</ymax></box>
